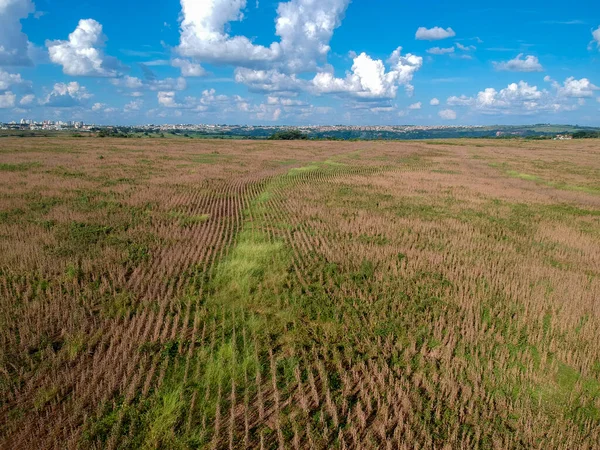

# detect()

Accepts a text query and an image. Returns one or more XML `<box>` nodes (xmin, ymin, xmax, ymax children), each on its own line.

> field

<box><xmin>1</xmin><ymin>137</ymin><xmax>599</xmax><ymax>449</ymax></box>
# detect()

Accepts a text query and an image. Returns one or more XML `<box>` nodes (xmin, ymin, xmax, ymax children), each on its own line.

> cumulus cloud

<box><xmin>311</xmin><ymin>48</ymin><xmax>423</xmax><ymax>99</ymax></box>
<box><xmin>447</xmin><ymin>95</ymin><xmax>475</xmax><ymax>106</ymax></box>
<box><xmin>157</xmin><ymin>91</ymin><xmax>181</xmax><ymax>108</ymax></box>
<box><xmin>0</xmin><ymin>69</ymin><xmax>28</xmax><ymax>90</ymax></box>
<box><xmin>41</xmin><ymin>82</ymin><xmax>92</xmax><ymax>107</ymax></box>
<box><xmin>415</xmin><ymin>27</ymin><xmax>456</xmax><ymax>41</ymax></box>
<box><xmin>19</xmin><ymin>93</ymin><xmax>34</xmax><ymax>105</ymax></box>
<box><xmin>427</xmin><ymin>47</ymin><xmax>454</xmax><ymax>55</ymax></box>
<box><xmin>430</xmin><ymin>98</ymin><xmax>440</xmax><ymax>106</ymax></box>
<box><xmin>474</xmin><ymin>82</ymin><xmax>550</xmax><ymax>113</ymax></box>
<box><xmin>0</xmin><ymin>91</ymin><xmax>17</xmax><ymax>108</ymax></box>
<box><xmin>591</xmin><ymin>26</ymin><xmax>600</xmax><ymax>50</ymax></box>
<box><xmin>46</xmin><ymin>19</ymin><xmax>123</xmax><ymax>77</ymax></box>
<box><xmin>235</xmin><ymin>68</ymin><xmax>306</xmax><ymax>93</ymax></box>
<box><xmin>438</xmin><ymin>109</ymin><xmax>457</xmax><ymax>120</ymax></box>
<box><xmin>456</xmin><ymin>43</ymin><xmax>476</xmax><ymax>51</ymax></box>
<box><xmin>176</xmin><ymin>0</ymin><xmax>426</xmax><ymax>106</ymax></box>
<box><xmin>110</xmin><ymin>76</ymin><xmax>143</xmax><ymax>89</ymax></box>
<box><xmin>551</xmin><ymin>76</ymin><xmax>599</xmax><ymax>98</ymax></box>
<box><xmin>157</xmin><ymin>88</ymin><xmax>247</xmax><ymax>114</ymax></box>
<box><xmin>91</xmin><ymin>102</ymin><xmax>104</xmax><ymax>111</ymax></box>
<box><xmin>151</xmin><ymin>77</ymin><xmax>187</xmax><ymax>91</ymax></box>
<box><xmin>366</xmin><ymin>106</ymin><xmax>393</xmax><ymax>113</ymax></box>
<box><xmin>493</xmin><ymin>54</ymin><xmax>543</xmax><ymax>72</ymax></box>
<box><xmin>177</xmin><ymin>0</ymin><xmax>279</xmax><ymax>66</ymax></box>
<box><xmin>177</xmin><ymin>0</ymin><xmax>350</xmax><ymax>72</ymax></box>
<box><xmin>273</xmin><ymin>0</ymin><xmax>350</xmax><ymax>72</ymax></box>
<box><xmin>110</xmin><ymin>75</ymin><xmax>186</xmax><ymax>92</ymax></box>
<box><xmin>267</xmin><ymin>96</ymin><xmax>307</xmax><ymax>106</ymax></box>
<box><xmin>0</xmin><ymin>0</ymin><xmax>34</xmax><ymax>66</ymax></box>
<box><xmin>409</xmin><ymin>102</ymin><xmax>421</xmax><ymax>109</ymax></box>
<box><xmin>171</xmin><ymin>58</ymin><xmax>206</xmax><ymax>77</ymax></box>
<box><xmin>446</xmin><ymin>77</ymin><xmax>596</xmax><ymax>116</ymax></box>
<box><xmin>124</xmin><ymin>99</ymin><xmax>143</xmax><ymax>112</ymax></box>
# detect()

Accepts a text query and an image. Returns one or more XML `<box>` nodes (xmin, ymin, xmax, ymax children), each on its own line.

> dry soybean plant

<box><xmin>0</xmin><ymin>137</ymin><xmax>599</xmax><ymax>449</ymax></box>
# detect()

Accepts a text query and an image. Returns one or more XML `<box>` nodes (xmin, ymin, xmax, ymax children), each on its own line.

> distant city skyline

<box><xmin>0</xmin><ymin>0</ymin><xmax>599</xmax><ymax>125</ymax></box>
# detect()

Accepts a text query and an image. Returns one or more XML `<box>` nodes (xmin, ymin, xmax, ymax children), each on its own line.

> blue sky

<box><xmin>1</xmin><ymin>0</ymin><xmax>599</xmax><ymax>125</ymax></box>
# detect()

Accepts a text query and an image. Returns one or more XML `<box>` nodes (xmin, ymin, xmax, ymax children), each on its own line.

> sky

<box><xmin>0</xmin><ymin>0</ymin><xmax>599</xmax><ymax>125</ymax></box>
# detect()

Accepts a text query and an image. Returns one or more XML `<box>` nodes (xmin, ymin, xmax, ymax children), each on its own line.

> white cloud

<box><xmin>475</xmin><ymin>82</ymin><xmax>543</xmax><ymax>112</ymax></box>
<box><xmin>415</xmin><ymin>27</ymin><xmax>456</xmax><ymax>41</ymax></box>
<box><xmin>92</xmin><ymin>102</ymin><xmax>104</xmax><ymax>111</ymax></box>
<box><xmin>235</xmin><ymin>68</ymin><xmax>306</xmax><ymax>93</ymax></box>
<box><xmin>110</xmin><ymin>76</ymin><xmax>143</xmax><ymax>89</ymax></box>
<box><xmin>175</xmin><ymin>0</ymin><xmax>427</xmax><ymax>109</ymax></box>
<box><xmin>447</xmin><ymin>95</ymin><xmax>475</xmax><ymax>106</ymax></box>
<box><xmin>493</xmin><ymin>54</ymin><xmax>543</xmax><ymax>72</ymax></box>
<box><xmin>47</xmin><ymin>19</ymin><xmax>123</xmax><ymax>77</ymax></box>
<box><xmin>177</xmin><ymin>0</ymin><xmax>350</xmax><ymax>72</ymax></box>
<box><xmin>124</xmin><ymin>99</ymin><xmax>143</xmax><ymax>112</ymax></box>
<box><xmin>429</xmin><ymin>98</ymin><xmax>440</xmax><ymax>106</ymax></box>
<box><xmin>177</xmin><ymin>0</ymin><xmax>279</xmax><ymax>66</ymax></box>
<box><xmin>171</xmin><ymin>58</ymin><xmax>206</xmax><ymax>77</ymax></box>
<box><xmin>0</xmin><ymin>91</ymin><xmax>16</xmax><ymax>108</ymax></box>
<box><xmin>0</xmin><ymin>0</ymin><xmax>34</xmax><ymax>66</ymax></box>
<box><xmin>267</xmin><ymin>96</ymin><xmax>307</xmax><ymax>106</ymax></box>
<box><xmin>591</xmin><ymin>26</ymin><xmax>600</xmax><ymax>50</ymax></box>
<box><xmin>253</xmin><ymin>103</ymin><xmax>284</xmax><ymax>121</ymax></box>
<box><xmin>110</xmin><ymin>75</ymin><xmax>186</xmax><ymax>92</ymax></box>
<box><xmin>369</xmin><ymin>106</ymin><xmax>394</xmax><ymax>113</ymax></box>
<box><xmin>157</xmin><ymin>91</ymin><xmax>180</xmax><ymax>108</ymax></box>
<box><xmin>143</xmin><ymin>59</ymin><xmax>170</xmax><ymax>66</ymax></box>
<box><xmin>311</xmin><ymin>48</ymin><xmax>422</xmax><ymax>99</ymax></box>
<box><xmin>41</xmin><ymin>82</ymin><xmax>92</xmax><ymax>107</ymax></box>
<box><xmin>438</xmin><ymin>109</ymin><xmax>457</xmax><ymax>120</ymax></box>
<box><xmin>0</xmin><ymin>69</ymin><xmax>27</xmax><ymax>90</ymax></box>
<box><xmin>273</xmin><ymin>0</ymin><xmax>350</xmax><ymax>72</ymax></box>
<box><xmin>409</xmin><ymin>102</ymin><xmax>421</xmax><ymax>109</ymax></box>
<box><xmin>157</xmin><ymin>88</ymin><xmax>247</xmax><ymax>113</ymax></box>
<box><xmin>19</xmin><ymin>93</ymin><xmax>34</xmax><ymax>105</ymax></box>
<box><xmin>552</xmin><ymin>76</ymin><xmax>599</xmax><ymax>98</ymax></box>
<box><xmin>447</xmin><ymin>78</ymin><xmax>594</xmax><ymax>116</ymax></box>
<box><xmin>456</xmin><ymin>43</ymin><xmax>476</xmax><ymax>51</ymax></box>
<box><xmin>427</xmin><ymin>47</ymin><xmax>454</xmax><ymax>55</ymax></box>
<box><xmin>149</xmin><ymin>77</ymin><xmax>187</xmax><ymax>91</ymax></box>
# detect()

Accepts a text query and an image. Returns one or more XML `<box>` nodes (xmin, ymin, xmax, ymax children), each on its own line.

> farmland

<box><xmin>0</xmin><ymin>137</ymin><xmax>599</xmax><ymax>449</ymax></box>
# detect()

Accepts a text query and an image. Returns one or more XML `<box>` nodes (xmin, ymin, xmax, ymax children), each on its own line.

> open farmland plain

<box><xmin>0</xmin><ymin>137</ymin><xmax>599</xmax><ymax>449</ymax></box>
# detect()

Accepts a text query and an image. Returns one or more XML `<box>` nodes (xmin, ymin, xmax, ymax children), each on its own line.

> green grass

<box><xmin>211</xmin><ymin>233</ymin><xmax>286</xmax><ymax>303</ymax></box>
<box><xmin>167</xmin><ymin>210</ymin><xmax>210</xmax><ymax>227</ymax></box>
<box><xmin>142</xmin><ymin>388</ymin><xmax>185</xmax><ymax>449</ymax></box>
<box><xmin>287</xmin><ymin>164</ymin><xmax>320</xmax><ymax>175</ymax></box>
<box><xmin>0</xmin><ymin>162</ymin><xmax>41</xmax><ymax>171</ymax></box>
<box><xmin>50</xmin><ymin>222</ymin><xmax>115</xmax><ymax>257</ymax></box>
<box><xmin>506</xmin><ymin>170</ymin><xmax>541</xmax><ymax>182</ymax></box>
<box><xmin>190</xmin><ymin>153</ymin><xmax>230</xmax><ymax>164</ymax></box>
<box><xmin>83</xmin><ymin>178</ymin><xmax>294</xmax><ymax>448</ymax></box>
<box><xmin>503</xmin><ymin>169</ymin><xmax>600</xmax><ymax>195</ymax></box>
<box><xmin>532</xmin><ymin>361</ymin><xmax>600</xmax><ymax>422</ymax></box>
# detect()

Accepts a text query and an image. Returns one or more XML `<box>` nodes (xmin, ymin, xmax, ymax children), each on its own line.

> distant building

<box><xmin>554</xmin><ymin>134</ymin><xmax>573</xmax><ymax>140</ymax></box>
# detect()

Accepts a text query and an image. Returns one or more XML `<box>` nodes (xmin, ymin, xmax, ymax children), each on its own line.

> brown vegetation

<box><xmin>0</xmin><ymin>137</ymin><xmax>599</xmax><ymax>449</ymax></box>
